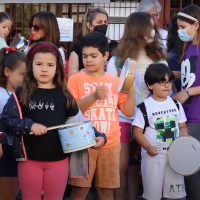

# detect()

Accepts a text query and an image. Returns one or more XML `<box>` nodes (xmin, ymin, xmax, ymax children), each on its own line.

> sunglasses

<box><xmin>30</xmin><ymin>24</ymin><xmax>41</xmax><ymax>32</ymax></box>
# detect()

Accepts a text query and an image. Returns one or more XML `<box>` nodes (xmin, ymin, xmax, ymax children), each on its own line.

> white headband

<box><xmin>178</xmin><ymin>12</ymin><xmax>198</xmax><ymax>22</ymax></box>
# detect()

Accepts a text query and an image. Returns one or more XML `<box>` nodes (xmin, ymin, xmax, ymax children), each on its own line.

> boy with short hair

<box><xmin>67</xmin><ymin>31</ymin><xmax>135</xmax><ymax>200</ymax></box>
<box><xmin>133</xmin><ymin>63</ymin><xmax>188</xmax><ymax>200</ymax></box>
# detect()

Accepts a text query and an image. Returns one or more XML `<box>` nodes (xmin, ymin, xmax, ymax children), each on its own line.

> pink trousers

<box><xmin>18</xmin><ymin>157</ymin><xmax>69</xmax><ymax>200</ymax></box>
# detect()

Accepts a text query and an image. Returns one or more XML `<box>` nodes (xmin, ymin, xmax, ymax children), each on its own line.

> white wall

<box><xmin>94</xmin><ymin>2</ymin><xmax>139</xmax><ymax>40</ymax></box>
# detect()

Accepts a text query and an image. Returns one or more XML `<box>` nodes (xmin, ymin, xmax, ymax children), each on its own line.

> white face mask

<box><xmin>145</xmin><ymin>29</ymin><xmax>155</xmax><ymax>43</ymax></box>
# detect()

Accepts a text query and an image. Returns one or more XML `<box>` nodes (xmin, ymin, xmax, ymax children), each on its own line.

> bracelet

<box><xmin>185</xmin><ymin>88</ymin><xmax>190</xmax><ymax>97</ymax></box>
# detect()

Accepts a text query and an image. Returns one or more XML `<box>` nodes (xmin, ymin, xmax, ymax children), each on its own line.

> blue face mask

<box><xmin>178</xmin><ymin>25</ymin><xmax>195</xmax><ymax>42</ymax></box>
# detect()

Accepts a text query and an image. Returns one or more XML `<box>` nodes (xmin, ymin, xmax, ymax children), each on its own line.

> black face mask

<box><xmin>93</xmin><ymin>24</ymin><xmax>108</xmax><ymax>35</ymax></box>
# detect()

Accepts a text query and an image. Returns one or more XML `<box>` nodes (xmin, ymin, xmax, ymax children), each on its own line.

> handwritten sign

<box><xmin>57</xmin><ymin>18</ymin><xmax>73</xmax><ymax>42</ymax></box>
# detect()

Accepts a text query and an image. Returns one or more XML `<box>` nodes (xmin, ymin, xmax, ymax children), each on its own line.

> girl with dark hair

<box><xmin>1</xmin><ymin>42</ymin><xmax>79</xmax><ymax>200</ymax></box>
<box><xmin>173</xmin><ymin>4</ymin><xmax>200</xmax><ymax>200</ymax></box>
<box><xmin>107</xmin><ymin>12</ymin><xmax>168</xmax><ymax>200</ymax></box>
<box><xmin>0</xmin><ymin>47</ymin><xmax>26</xmax><ymax>200</ymax></box>
<box><xmin>0</xmin><ymin>12</ymin><xmax>12</xmax><ymax>49</ymax></box>
<box><xmin>167</xmin><ymin>13</ymin><xmax>183</xmax><ymax>92</ymax></box>
<box><xmin>29</xmin><ymin>11</ymin><xmax>66</xmax><ymax>67</ymax></box>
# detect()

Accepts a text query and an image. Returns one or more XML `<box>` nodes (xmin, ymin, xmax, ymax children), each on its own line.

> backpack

<box><xmin>129</xmin><ymin>99</ymin><xmax>179</xmax><ymax>161</ymax></box>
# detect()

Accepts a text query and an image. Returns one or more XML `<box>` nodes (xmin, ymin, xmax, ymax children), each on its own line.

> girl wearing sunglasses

<box><xmin>29</xmin><ymin>11</ymin><xmax>66</xmax><ymax>68</ymax></box>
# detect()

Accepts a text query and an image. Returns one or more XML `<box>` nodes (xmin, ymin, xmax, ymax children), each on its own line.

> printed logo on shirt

<box><xmin>82</xmin><ymin>82</ymin><xmax>117</xmax><ymax>135</ymax></box>
<box><xmin>154</xmin><ymin>114</ymin><xmax>178</xmax><ymax>145</ymax></box>
<box><xmin>152</xmin><ymin>108</ymin><xmax>177</xmax><ymax>116</ymax></box>
<box><xmin>29</xmin><ymin>100</ymin><xmax>55</xmax><ymax>111</ymax></box>
<box><xmin>181</xmin><ymin>55</ymin><xmax>197</xmax><ymax>104</ymax></box>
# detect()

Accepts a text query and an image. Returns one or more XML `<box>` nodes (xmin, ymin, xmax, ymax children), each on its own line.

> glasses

<box><xmin>30</xmin><ymin>24</ymin><xmax>41</xmax><ymax>32</ymax></box>
<box><xmin>159</xmin><ymin>80</ymin><xmax>173</xmax><ymax>86</ymax></box>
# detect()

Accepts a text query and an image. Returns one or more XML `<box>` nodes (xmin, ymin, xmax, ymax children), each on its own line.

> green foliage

<box><xmin>16</xmin><ymin>4</ymin><xmax>37</xmax><ymax>38</ymax></box>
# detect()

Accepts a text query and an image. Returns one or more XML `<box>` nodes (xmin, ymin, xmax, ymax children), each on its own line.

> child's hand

<box><xmin>146</xmin><ymin>145</ymin><xmax>158</xmax><ymax>157</ymax></box>
<box><xmin>94</xmin><ymin>86</ymin><xmax>107</xmax><ymax>100</ymax></box>
<box><xmin>180</xmin><ymin>132</ymin><xmax>188</xmax><ymax>137</ymax></box>
<box><xmin>31</xmin><ymin>123</ymin><xmax>47</xmax><ymax>136</ymax></box>
<box><xmin>92</xmin><ymin>137</ymin><xmax>105</xmax><ymax>150</ymax></box>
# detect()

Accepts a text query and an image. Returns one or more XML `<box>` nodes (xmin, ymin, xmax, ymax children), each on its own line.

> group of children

<box><xmin>0</xmin><ymin>3</ymin><xmax>200</xmax><ymax>200</ymax></box>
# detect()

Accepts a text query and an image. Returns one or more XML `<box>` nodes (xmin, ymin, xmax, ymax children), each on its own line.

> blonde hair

<box><xmin>82</xmin><ymin>7</ymin><xmax>108</xmax><ymax>36</ymax></box>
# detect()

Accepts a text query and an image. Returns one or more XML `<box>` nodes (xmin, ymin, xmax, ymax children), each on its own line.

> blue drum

<box><xmin>58</xmin><ymin>121</ymin><xmax>96</xmax><ymax>153</ymax></box>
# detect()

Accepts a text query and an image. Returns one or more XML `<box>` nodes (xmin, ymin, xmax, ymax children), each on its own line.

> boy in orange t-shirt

<box><xmin>68</xmin><ymin>31</ymin><xmax>135</xmax><ymax>200</ymax></box>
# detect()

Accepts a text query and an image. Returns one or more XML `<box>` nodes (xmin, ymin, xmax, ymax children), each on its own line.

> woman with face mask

<box><xmin>172</xmin><ymin>4</ymin><xmax>200</xmax><ymax>200</ymax></box>
<box><xmin>68</xmin><ymin>7</ymin><xmax>118</xmax><ymax>77</ymax></box>
<box><xmin>107</xmin><ymin>12</ymin><xmax>168</xmax><ymax>200</ymax></box>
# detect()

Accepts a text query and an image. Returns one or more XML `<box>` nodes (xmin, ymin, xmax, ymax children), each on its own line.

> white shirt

<box><xmin>158</xmin><ymin>28</ymin><xmax>168</xmax><ymax>51</ymax></box>
<box><xmin>59</xmin><ymin>48</ymin><xmax>66</xmax><ymax>68</ymax></box>
<box><xmin>132</xmin><ymin>96</ymin><xmax>187</xmax><ymax>159</ymax></box>
<box><xmin>107</xmin><ymin>51</ymin><xmax>168</xmax><ymax>123</ymax></box>
<box><xmin>0</xmin><ymin>87</ymin><xmax>11</xmax><ymax>114</ymax></box>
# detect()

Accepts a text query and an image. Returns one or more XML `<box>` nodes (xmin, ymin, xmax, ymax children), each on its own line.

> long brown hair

<box><xmin>29</xmin><ymin>12</ymin><xmax>60</xmax><ymax>47</ymax></box>
<box><xmin>177</xmin><ymin>5</ymin><xmax>200</xmax><ymax>60</ymax></box>
<box><xmin>113</xmin><ymin>12</ymin><xmax>167</xmax><ymax>65</ymax></box>
<box><xmin>167</xmin><ymin>13</ymin><xmax>183</xmax><ymax>63</ymax></box>
<box><xmin>20</xmin><ymin>42</ymin><xmax>76</xmax><ymax>108</ymax></box>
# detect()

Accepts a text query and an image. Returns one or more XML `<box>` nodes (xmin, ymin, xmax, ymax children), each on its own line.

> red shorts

<box><xmin>120</xmin><ymin>122</ymin><xmax>131</xmax><ymax>143</ymax></box>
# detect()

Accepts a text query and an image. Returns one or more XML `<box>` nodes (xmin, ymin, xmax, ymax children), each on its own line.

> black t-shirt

<box><xmin>71</xmin><ymin>40</ymin><xmax>118</xmax><ymax>71</ymax></box>
<box><xmin>18</xmin><ymin>88</ymin><xmax>79</xmax><ymax>161</ymax></box>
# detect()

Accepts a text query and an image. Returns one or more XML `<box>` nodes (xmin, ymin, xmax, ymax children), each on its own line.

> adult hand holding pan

<box><xmin>118</xmin><ymin>58</ymin><xmax>137</xmax><ymax>94</ymax></box>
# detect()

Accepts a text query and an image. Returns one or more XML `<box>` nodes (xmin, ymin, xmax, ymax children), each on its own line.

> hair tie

<box><xmin>5</xmin><ymin>47</ymin><xmax>17</xmax><ymax>54</ymax></box>
<box><xmin>30</xmin><ymin>44</ymin><xmax>59</xmax><ymax>60</ymax></box>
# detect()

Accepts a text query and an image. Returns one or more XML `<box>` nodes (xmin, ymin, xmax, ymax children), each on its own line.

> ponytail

<box><xmin>0</xmin><ymin>48</ymin><xmax>8</xmax><ymax>88</ymax></box>
<box><xmin>0</xmin><ymin>48</ymin><xmax>26</xmax><ymax>88</ymax></box>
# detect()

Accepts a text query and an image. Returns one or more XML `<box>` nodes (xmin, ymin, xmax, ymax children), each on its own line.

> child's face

<box><xmin>32</xmin><ymin>52</ymin><xmax>57</xmax><ymax>88</ymax></box>
<box><xmin>177</xmin><ymin>19</ymin><xmax>199</xmax><ymax>37</ymax></box>
<box><xmin>148</xmin><ymin>75</ymin><xmax>173</xmax><ymax>99</ymax></box>
<box><xmin>4</xmin><ymin>62</ymin><xmax>26</xmax><ymax>91</ymax></box>
<box><xmin>82</xmin><ymin>46</ymin><xmax>109</xmax><ymax>74</ymax></box>
<box><xmin>0</xmin><ymin>19</ymin><xmax>12</xmax><ymax>38</ymax></box>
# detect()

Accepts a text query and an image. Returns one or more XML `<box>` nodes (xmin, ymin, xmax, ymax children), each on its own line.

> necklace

<box><xmin>4</xmin><ymin>88</ymin><xmax>11</xmax><ymax>97</ymax></box>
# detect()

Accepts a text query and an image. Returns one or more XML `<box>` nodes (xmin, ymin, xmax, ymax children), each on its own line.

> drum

<box><xmin>167</xmin><ymin>136</ymin><xmax>200</xmax><ymax>176</ymax></box>
<box><xmin>118</xmin><ymin>57</ymin><xmax>136</xmax><ymax>93</ymax></box>
<box><xmin>58</xmin><ymin>121</ymin><xmax>96</xmax><ymax>153</ymax></box>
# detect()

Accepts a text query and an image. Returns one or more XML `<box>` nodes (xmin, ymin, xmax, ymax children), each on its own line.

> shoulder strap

<box><xmin>138</xmin><ymin>102</ymin><xmax>149</xmax><ymax>134</ymax></box>
<box><xmin>173</xmin><ymin>99</ymin><xmax>179</xmax><ymax>110</ymax></box>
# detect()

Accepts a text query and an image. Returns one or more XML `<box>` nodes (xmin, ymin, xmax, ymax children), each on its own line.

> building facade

<box><xmin>0</xmin><ymin>0</ymin><xmax>199</xmax><ymax>57</ymax></box>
